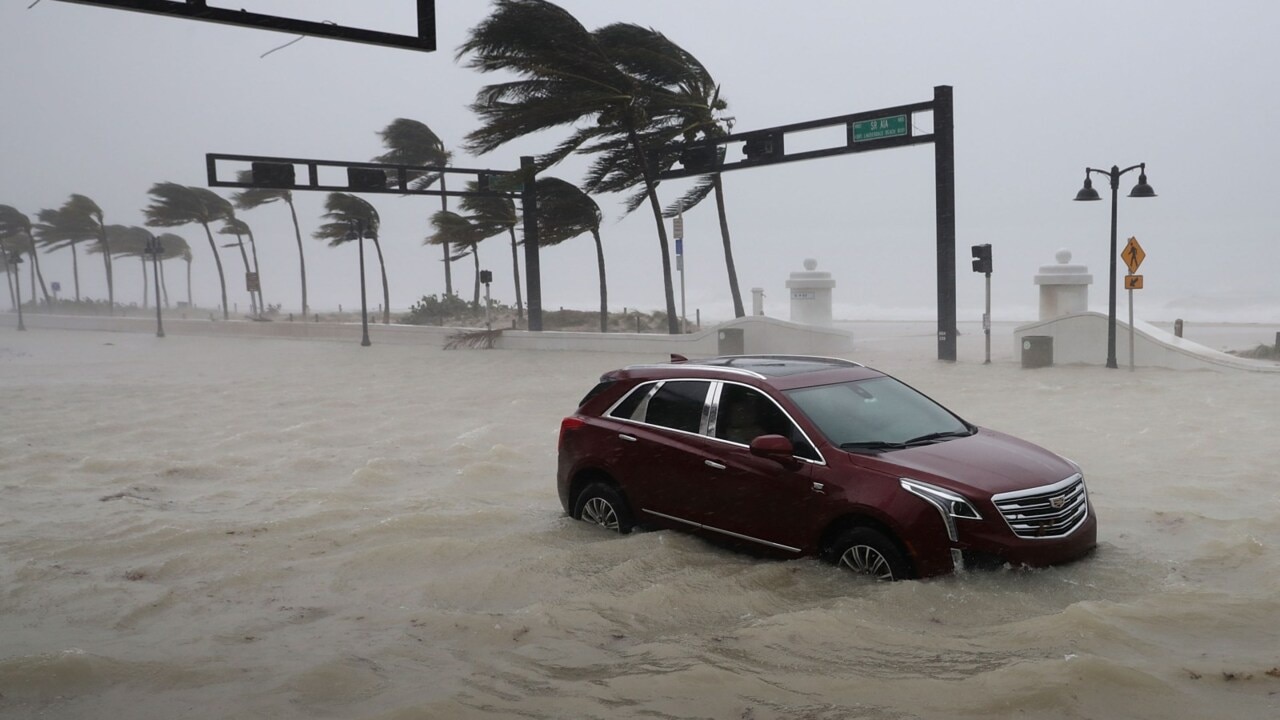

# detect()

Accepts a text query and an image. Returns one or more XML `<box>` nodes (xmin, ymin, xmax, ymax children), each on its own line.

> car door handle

<box><xmin>704</xmin><ymin>460</ymin><xmax>726</xmax><ymax>470</ymax></box>
<box><xmin>618</xmin><ymin>434</ymin><xmax>637</xmax><ymax>442</ymax></box>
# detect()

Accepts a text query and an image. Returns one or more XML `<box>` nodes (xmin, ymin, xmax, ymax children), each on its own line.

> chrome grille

<box><xmin>992</xmin><ymin>474</ymin><xmax>1088</xmax><ymax>539</ymax></box>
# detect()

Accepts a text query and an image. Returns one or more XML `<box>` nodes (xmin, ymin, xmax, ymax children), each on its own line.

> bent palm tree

<box><xmin>458</xmin><ymin>180</ymin><xmax>522</xmax><ymax>320</ymax></box>
<box><xmin>585</xmin><ymin>23</ymin><xmax>743</xmax><ymax>317</ymax></box>
<box><xmin>314</xmin><ymin>193</ymin><xmax>390</xmax><ymax>324</ymax></box>
<box><xmin>460</xmin><ymin>0</ymin><xmax>688</xmax><ymax>333</ymax></box>
<box><xmin>427</xmin><ymin>211</ymin><xmax>486</xmax><ymax>305</ymax></box>
<box><xmin>374</xmin><ymin>118</ymin><xmax>455</xmax><ymax>297</ymax></box>
<box><xmin>144</xmin><ymin>183</ymin><xmax>234</xmax><ymax>319</ymax></box>
<box><xmin>217</xmin><ymin>217</ymin><xmax>260</xmax><ymax>315</ymax></box>
<box><xmin>232</xmin><ymin>170</ymin><xmax>308</xmax><ymax>315</ymax></box>
<box><xmin>154</xmin><ymin>233</ymin><xmax>189</xmax><ymax>308</ymax></box>
<box><xmin>534</xmin><ymin>177</ymin><xmax>609</xmax><ymax>332</ymax></box>
<box><xmin>0</xmin><ymin>206</ymin><xmax>51</xmax><ymax>305</ymax></box>
<box><xmin>99</xmin><ymin>225</ymin><xmax>151</xmax><ymax>307</ymax></box>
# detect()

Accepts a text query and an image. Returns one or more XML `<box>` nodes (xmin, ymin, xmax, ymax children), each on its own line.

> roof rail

<box><xmin>621</xmin><ymin>363</ymin><xmax>767</xmax><ymax>380</ymax></box>
<box><xmin>715</xmin><ymin>354</ymin><xmax>865</xmax><ymax>368</ymax></box>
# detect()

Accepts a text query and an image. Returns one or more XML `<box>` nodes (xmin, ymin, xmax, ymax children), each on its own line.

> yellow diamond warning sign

<box><xmin>1122</xmin><ymin>237</ymin><xmax>1146</xmax><ymax>274</ymax></box>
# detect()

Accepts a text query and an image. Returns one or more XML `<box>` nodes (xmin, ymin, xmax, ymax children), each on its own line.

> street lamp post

<box><xmin>145</xmin><ymin>235</ymin><xmax>166</xmax><ymax>338</ymax></box>
<box><xmin>1074</xmin><ymin>163</ymin><xmax>1156</xmax><ymax>368</ymax></box>
<box><xmin>347</xmin><ymin>220</ymin><xmax>372</xmax><ymax>347</ymax></box>
<box><xmin>6</xmin><ymin>250</ymin><xmax>25</xmax><ymax>331</ymax></box>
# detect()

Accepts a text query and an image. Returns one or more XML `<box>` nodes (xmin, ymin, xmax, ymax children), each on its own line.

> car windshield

<box><xmin>784</xmin><ymin>377</ymin><xmax>972</xmax><ymax>450</ymax></box>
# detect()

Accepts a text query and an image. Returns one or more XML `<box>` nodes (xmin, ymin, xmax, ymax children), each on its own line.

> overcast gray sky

<box><xmin>3</xmin><ymin>0</ymin><xmax>1278</xmax><ymax>323</ymax></box>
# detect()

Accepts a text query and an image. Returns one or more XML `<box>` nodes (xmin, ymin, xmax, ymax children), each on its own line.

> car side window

<box><xmin>715</xmin><ymin>383</ymin><xmax>821</xmax><ymax>461</ymax></box>
<box><xmin>641</xmin><ymin>380</ymin><xmax>711</xmax><ymax>434</ymax></box>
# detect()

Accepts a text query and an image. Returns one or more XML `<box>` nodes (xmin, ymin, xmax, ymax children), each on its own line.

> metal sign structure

<box><xmin>1123</xmin><ymin>237</ymin><xmax>1147</xmax><ymax>371</ymax></box>
<box><xmin>658</xmin><ymin>86</ymin><xmax>958</xmax><ymax>361</ymax></box>
<box><xmin>49</xmin><ymin>0</ymin><xmax>437</xmax><ymax>52</ymax></box>
<box><xmin>206</xmin><ymin>152</ymin><xmax>546</xmax><ymax>332</ymax></box>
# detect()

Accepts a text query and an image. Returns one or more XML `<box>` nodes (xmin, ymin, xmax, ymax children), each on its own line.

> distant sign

<box><xmin>1122</xmin><ymin>236</ymin><xmax>1146</xmax><ymax>274</ymax></box>
<box><xmin>850</xmin><ymin>115</ymin><xmax>909</xmax><ymax>142</ymax></box>
<box><xmin>246</xmin><ymin>272</ymin><xmax>260</xmax><ymax>292</ymax></box>
<box><xmin>51</xmin><ymin>281</ymin><xmax>61</xmax><ymax>292</ymax></box>
<box><xmin>1125</xmin><ymin>274</ymin><xmax>1143</xmax><ymax>290</ymax></box>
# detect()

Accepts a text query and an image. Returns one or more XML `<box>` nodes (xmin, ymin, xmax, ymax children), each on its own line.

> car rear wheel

<box><xmin>574</xmin><ymin>483</ymin><xmax>634</xmax><ymax>534</ymax></box>
<box><xmin>831</xmin><ymin>528</ymin><xmax>911</xmax><ymax>581</ymax></box>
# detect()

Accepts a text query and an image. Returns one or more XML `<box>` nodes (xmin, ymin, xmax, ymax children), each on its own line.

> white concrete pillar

<box><xmin>785</xmin><ymin>258</ymin><xmax>835</xmax><ymax>327</ymax></box>
<box><xmin>1034</xmin><ymin>249</ymin><xmax>1092</xmax><ymax>320</ymax></box>
<box><xmin>751</xmin><ymin>287</ymin><xmax>765</xmax><ymax>316</ymax></box>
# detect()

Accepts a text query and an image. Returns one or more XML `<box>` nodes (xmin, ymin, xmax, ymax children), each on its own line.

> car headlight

<box><xmin>900</xmin><ymin>478</ymin><xmax>982</xmax><ymax>542</ymax></box>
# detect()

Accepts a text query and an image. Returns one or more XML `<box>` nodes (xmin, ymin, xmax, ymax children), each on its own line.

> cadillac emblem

<box><xmin>1049</xmin><ymin>494</ymin><xmax>1067</xmax><ymax>509</ymax></box>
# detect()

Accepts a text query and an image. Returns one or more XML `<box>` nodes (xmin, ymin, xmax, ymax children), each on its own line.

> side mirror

<box><xmin>749</xmin><ymin>434</ymin><xmax>796</xmax><ymax>465</ymax></box>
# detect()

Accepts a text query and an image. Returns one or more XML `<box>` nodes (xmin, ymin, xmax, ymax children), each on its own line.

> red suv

<box><xmin>557</xmin><ymin>355</ymin><xmax>1096</xmax><ymax>580</ymax></box>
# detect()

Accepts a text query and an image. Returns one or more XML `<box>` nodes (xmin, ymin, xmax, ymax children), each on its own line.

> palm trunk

<box><xmin>592</xmin><ymin>229</ymin><xmax>608</xmax><ymax>333</ymax></box>
<box><xmin>71</xmin><ymin>241</ymin><xmax>81</xmax><ymax>302</ymax></box>
<box><xmin>507</xmin><ymin>226</ymin><xmax>523</xmax><ymax>322</ymax></box>
<box><xmin>5</xmin><ymin>263</ymin><xmax>14</xmax><ymax>310</ymax></box>
<box><xmin>286</xmin><ymin>197</ymin><xmax>308</xmax><ymax>315</ymax></box>
<box><xmin>202</xmin><ymin>223</ymin><xmax>229</xmax><ymax>319</ymax></box>
<box><xmin>98</xmin><ymin>228</ymin><xmax>115</xmax><ymax>315</ymax></box>
<box><xmin>27</xmin><ymin>234</ymin><xmax>51</xmax><ymax>305</ymax></box>
<box><xmin>712</xmin><ymin>174</ymin><xmax>745</xmax><ymax>318</ymax></box>
<box><xmin>626</xmin><ymin>127</ymin><xmax>678</xmax><ymax>334</ymax></box>
<box><xmin>140</xmin><ymin>255</ymin><xmax>148</xmax><ymax>309</ymax></box>
<box><xmin>159</xmin><ymin>258</ymin><xmax>170</xmax><ymax>308</ymax></box>
<box><xmin>440</xmin><ymin>173</ymin><xmax>453</xmax><ymax>296</ymax></box>
<box><xmin>185</xmin><ymin>258</ymin><xmax>193</xmax><ymax>308</ymax></box>
<box><xmin>472</xmin><ymin>246</ymin><xmax>481</xmax><ymax>305</ymax></box>
<box><xmin>371</xmin><ymin>236</ymin><xmax>390</xmax><ymax>324</ymax></box>
<box><xmin>231</xmin><ymin>232</ymin><xmax>256</xmax><ymax>315</ymax></box>
<box><xmin>245</xmin><ymin>225</ymin><xmax>265</xmax><ymax>312</ymax></box>
<box><xmin>29</xmin><ymin>261</ymin><xmax>35</xmax><ymax>304</ymax></box>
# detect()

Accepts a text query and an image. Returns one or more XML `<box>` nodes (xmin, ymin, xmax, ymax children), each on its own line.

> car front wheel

<box><xmin>830</xmin><ymin>527</ymin><xmax>911</xmax><ymax>581</ymax></box>
<box><xmin>573</xmin><ymin>482</ymin><xmax>635</xmax><ymax>534</ymax></box>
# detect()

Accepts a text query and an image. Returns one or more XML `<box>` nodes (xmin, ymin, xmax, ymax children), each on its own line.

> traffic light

<box><xmin>679</xmin><ymin>143</ymin><xmax>717</xmax><ymax>172</ymax></box>
<box><xmin>971</xmin><ymin>243</ymin><xmax>992</xmax><ymax>274</ymax></box>
<box><xmin>347</xmin><ymin>167</ymin><xmax>387</xmax><ymax>191</ymax></box>
<box><xmin>742</xmin><ymin>132</ymin><xmax>783</xmax><ymax>162</ymax></box>
<box><xmin>251</xmin><ymin>162</ymin><xmax>295</xmax><ymax>188</ymax></box>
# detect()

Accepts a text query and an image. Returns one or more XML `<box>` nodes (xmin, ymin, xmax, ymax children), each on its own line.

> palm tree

<box><xmin>427</xmin><ymin>211</ymin><xmax>486</xmax><ymax>305</ymax></box>
<box><xmin>533</xmin><ymin>177</ymin><xmax>609</xmax><ymax>332</ymax></box>
<box><xmin>584</xmin><ymin>23</ymin><xmax>744</xmax><ymax>317</ymax></box>
<box><xmin>459</xmin><ymin>0</ymin><xmax>704</xmax><ymax>333</ymax></box>
<box><xmin>231</xmin><ymin>170</ymin><xmax>308</xmax><ymax>315</ymax></box>
<box><xmin>314</xmin><ymin>193</ymin><xmax>390</xmax><ymax>324</ymax></box>
<box><xmin>144</xmin><ymin>183</ymin><xmax>233</xmax><ymax>319</ymax></box>
<box><xmin>217</xmin><ymin>217</ymin><xmax>260</xmax><ymax>315</ymax></box>
<box><xmin>0</xmin><ymin>205</ymin><xmax>51</xmax><ymax>305</ymax></box>
<box><xmin>154</xmin><ymin>233</ymin><xmax>189</xmax><ymax>309</ymax></box>
<box><xmin>32</xmin><ymin>195</ymin><xmax>115</xmax><ymax>311</ymax></box>
<box><xmin>98</xmin><ymin>225</ymin><xmax>152</xmax><ymax>307</ymax></box>
<box><xmin>373</xmin><ymin>118</ymin><xmax>455</xmax><ymax>297</ymax></box>
<box><xmin>458</xmin><ymin>179</ymin><xmax>522</xmax><ymax>321</ymax></box>
<box><xmin>1</xmin><ymin>233</ymin><xmax>27</xmax><ymax>310</ymax></box>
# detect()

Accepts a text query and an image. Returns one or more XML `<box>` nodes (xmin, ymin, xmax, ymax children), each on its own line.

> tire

<box><xmin>829</xmin><ymin>527</ymin><xmax>911</xmax><ymax>581</ymax></box>
<box><xmin>573</xmin><ymin>482</ymin><xmax>635</xmax><ymax>534</ymax></box>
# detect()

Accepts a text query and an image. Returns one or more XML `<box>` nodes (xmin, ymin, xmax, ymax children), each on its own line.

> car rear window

<box><xmin>607</xmin><ymin>380</ymin><xmax>710</xmax><ymax>435</ymax></box>
<box><xmin>578</xmin><ymin>380</ymin><xmax>615</xmax><ymax>408</ymax></box>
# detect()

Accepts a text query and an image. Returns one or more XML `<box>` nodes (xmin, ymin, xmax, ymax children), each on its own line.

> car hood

<box><xmin>843</xmin><ymin>427</ymin><xmax>1077</xmax><ymax>496</ymax></box>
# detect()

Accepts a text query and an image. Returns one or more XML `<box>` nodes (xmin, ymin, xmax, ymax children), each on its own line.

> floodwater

<box><xmin>1</xmin><ymin>327</ymin><xmax>1277</xmax><ymax>719</ymax></box>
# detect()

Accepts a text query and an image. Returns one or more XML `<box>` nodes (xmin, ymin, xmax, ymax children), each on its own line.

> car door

<box><xmin>602</xmin><ymin>379</ymin><xmax>717</xmax><ymax>530</ymax></box>
<box><xmin>695</xmin><ymin>382</ymin><xmax>825</xmax><ymax>554</ymax></box>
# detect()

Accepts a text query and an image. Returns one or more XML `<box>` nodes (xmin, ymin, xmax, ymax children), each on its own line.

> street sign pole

<box><xmin>984</xmin><ymin>271</ymin><xmax>992</xmax><ymax>365</ymax></box>
<box><xmin>674</xmin><ymin>209</ymin><xmax>686</xmax><ymax>334</ymax></box>
<box><xmin>1121</xmin><ymin>237</ymin><xmax>1146</xmax><ymax>372</ymax></box>
<box><xmin>1128</xmin><ymin>286</ymin><xmax>1135</xmax><ymax>372</ymax></box>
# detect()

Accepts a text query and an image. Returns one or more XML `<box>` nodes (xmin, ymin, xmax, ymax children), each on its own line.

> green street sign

<box><xmin>851</xmin><ymin>115</ymin><xmax>909</xmax><ymax>142</ymax></box>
